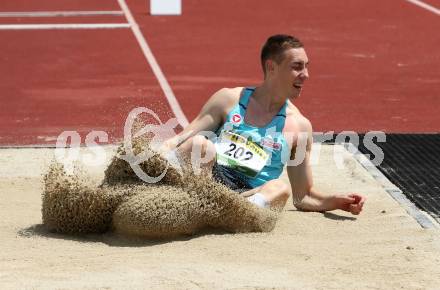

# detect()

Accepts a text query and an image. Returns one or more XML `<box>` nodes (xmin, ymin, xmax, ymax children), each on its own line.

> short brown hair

<box><xmin>261</xmin><ymin>34</ymin><xmax>304</xmax><ymax>75</ymax></box>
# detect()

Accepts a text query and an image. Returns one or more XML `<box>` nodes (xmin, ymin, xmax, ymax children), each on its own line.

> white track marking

<box><xmin>0</xmin><ymin>23</ymin><xmax>130</xmax><ymax>30</ymax></box>
<box><xmin>117</xmin><ymin>0</ymin><xmax>189</xmax><ymax>127</ymax></box>
<box><xmin>0</xmin><ymin>11</ymin><xmax>124</xmax><ymax>17</ymax></box>
<box><xmin>405</xmin><ymin>0</ymin><xmax>440</xmax><ymax>15</ymax></box>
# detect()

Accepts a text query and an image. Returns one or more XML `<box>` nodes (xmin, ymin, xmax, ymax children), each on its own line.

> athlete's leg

<box><xmin>241</xmin><ymin>179</ymin><xmax>290</xmax><ymax>209</ymax></box>
<box><xmin>165</xmin><ymin>136</ymin><xmax>290</xmax><ymax>208</ymax></box>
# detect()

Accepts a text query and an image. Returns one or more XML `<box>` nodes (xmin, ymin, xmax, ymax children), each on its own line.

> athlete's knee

<box><xmin>191</xmin><ymin>135</ymin><xmax>205</xmax><ymax>151</ymax></box>
<box><xmin>261</xmin><ymin>179</ymin><xmax>289</xmax><ymax>200</ymax></box>
<box><xmin>189</xmin><ymin>135</ymin><xmax>216</xmax><ymax>174</ymax></box>
<box><xmin>265</xmin><ymin>179</ymin><xmax>287</xmax><ymax>191</ymax></box>
<box><xmin>277</xmin><ymin>181</ymin><xmax>290</xmax><ymax>200</ymax></box>
<box><xmin>191</xmin><ymin>135</ymin><xmax>215</xmax><ymax>156</ymax></box>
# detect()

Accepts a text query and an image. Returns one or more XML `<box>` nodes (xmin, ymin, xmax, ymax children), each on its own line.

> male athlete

<box><xmin>162</xmin><ymin>34</ymin><xmax>365</xmax><ymax>214</ymax></box>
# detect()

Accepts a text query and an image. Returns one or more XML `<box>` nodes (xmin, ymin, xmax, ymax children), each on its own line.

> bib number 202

<box><xmin>224</xmin><ymin>143</ymin><xmax>253</xmax><ymax>161</ymax></box>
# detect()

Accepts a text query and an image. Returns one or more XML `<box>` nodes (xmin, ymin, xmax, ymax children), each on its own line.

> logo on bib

<box><xmin>231</xmin><ymin>114</ymin><xmax>242</xmax><ymax>124</ymax></box>
<box><xmin>261</xmin><ymin>138</ymin><xmax>282</xmax><ymax>151</ymax></box>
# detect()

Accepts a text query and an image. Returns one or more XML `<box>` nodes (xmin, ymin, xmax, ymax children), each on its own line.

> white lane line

<box><xmin>0</xmin><ymin>11</ymin><xmax>124</xmax><ymax>17</ymax></box>
<box><xmin>117</xmin><ymin>0</ymin><xmax>189</xmax><ymax>127</ymax></box>
<box><xmin>405</xmin><ymin>0</ymin><xmax>440</xmax><ymax>15</ymax></box>
<box><xmin>0</xmin><ymin>23</ymin><xmax>131</xmax><ymax>30</ymax></box>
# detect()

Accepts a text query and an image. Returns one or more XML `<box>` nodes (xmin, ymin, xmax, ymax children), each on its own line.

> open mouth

<box><xmin>293</xmin><ymin>84</ymin><xmax>303</xmax><ymax>89</ymax></box>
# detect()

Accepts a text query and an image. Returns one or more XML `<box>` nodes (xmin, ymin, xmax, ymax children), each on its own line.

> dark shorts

<box><xmin>211</xmin><ymin>163</ymin><xmax>253</xmax><ymax>193</ymax></box>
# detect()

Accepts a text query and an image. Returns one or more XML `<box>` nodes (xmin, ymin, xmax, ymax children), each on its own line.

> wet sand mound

<box><xmin>42</xmin><ymin>130</ymin><xmax>279</xmax><ymax>238</ymax></box>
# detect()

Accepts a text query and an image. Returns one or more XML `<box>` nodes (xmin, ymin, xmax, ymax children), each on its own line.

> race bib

<box><xmin>215</xmin><ymin>131</ymin><xmax>269</xmax><ymax>177</ymax></box>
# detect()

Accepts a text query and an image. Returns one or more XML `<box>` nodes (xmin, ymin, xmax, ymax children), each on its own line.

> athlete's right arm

<box><xmin>163</xmin><ymin>88</ymin><xmax>236</xmax><ymax>149</ymax></box>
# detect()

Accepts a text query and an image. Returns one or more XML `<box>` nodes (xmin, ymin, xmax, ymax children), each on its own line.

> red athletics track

<box><xmin>0</xmin><ymin>15</ymin><xmax>126</xmax><ymax>25</ymax></box>
<box><xmin>0</xmin><ymin>1</ymin><xmax>175</xmax><ymax>145</ymax></box>
<box><xmin>130</xmin><ymin>0</ymin><xmax>440</xmax><ymax>133</ymax></box>
<box><xmin>0</xmin><ymin>0</ymin><xmax>439</xmax><ymax>146</ymax></box>
<box><xmin>0</xmin><ymin>0</ymin><xmax>121</xmax><ymax>11</ymax></box>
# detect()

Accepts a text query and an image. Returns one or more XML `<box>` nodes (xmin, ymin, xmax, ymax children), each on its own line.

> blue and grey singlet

<box><xmin>214</xmin><ymin>87</ymin><xmax>290</xmax><ymax>188</ymax></box>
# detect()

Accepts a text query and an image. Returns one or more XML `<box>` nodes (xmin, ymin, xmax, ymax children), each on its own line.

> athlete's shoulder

<box><xmin>214</xmin><ymin>87</ymin><xmax>243</xmax><ymax>100</ymax></box>
<box><xmin>284</xmin><ymin>102</ymin><xmax>312</xmax><ymax>134</ymax></box>
<box><xmin>199</xmin><ymin>87</ymin><xmax>244</xmax><ymax>122</ymax></box>
<box><xmin>208</xmin><ymin>87</ymin><xmax>243</xmax><ymax>108</ymax></box>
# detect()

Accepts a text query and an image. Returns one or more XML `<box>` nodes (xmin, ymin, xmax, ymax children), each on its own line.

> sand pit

<box><xmin>1</xmin><ymin>145</ymin><xmax>440</xmax><ymax>289</ymax></box>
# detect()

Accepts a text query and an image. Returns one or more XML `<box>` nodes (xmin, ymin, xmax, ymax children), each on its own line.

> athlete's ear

<box><xmin>265</xmin><ymin>59</ymin><xmax>275</xmax><ymax>75</ymax></box>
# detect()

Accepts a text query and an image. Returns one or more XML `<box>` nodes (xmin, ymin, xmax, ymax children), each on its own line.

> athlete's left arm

<box><xmin>286</xmin><ymin>119</ymin><xmax>366</xmax><ymax>215</ymax></box>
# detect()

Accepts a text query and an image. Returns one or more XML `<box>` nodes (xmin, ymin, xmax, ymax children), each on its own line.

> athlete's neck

<box><xmin>253</xmin><ymin>83</ymin><xmax>287</xmax><ymax>113</ymax></box>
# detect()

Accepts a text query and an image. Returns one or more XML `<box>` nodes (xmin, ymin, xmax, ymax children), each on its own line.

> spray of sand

<box><xmin>42</xmin><ymin>123</ymin><xmax>280</xmax><ymax>238</ymax></box>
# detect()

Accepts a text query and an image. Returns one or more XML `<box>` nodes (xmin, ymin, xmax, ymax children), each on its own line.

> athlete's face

<box><xmin>271</xmin><ymin>48</ymin><xmax>309</xmax><ymax>99</ymax></box>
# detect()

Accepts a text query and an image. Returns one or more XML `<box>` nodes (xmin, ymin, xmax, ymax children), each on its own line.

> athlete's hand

<box><xmin>330</xmin><ymin>193</ymin><xmax>366</xmax><ymax>215</ymax></box>
<box><xmin>156</xmin><ymin>138</ymin><xmax>178</xmax><ymax>158</ymax></box>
